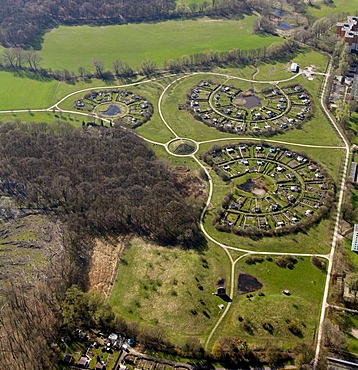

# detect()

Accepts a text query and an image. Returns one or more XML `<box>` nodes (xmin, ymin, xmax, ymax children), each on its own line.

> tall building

<box><xmin>352</xmin><ymin>224</ymin><xmax>358</xmax><ymax>252</ymax></box>
<box><xmin>336</xmin><ymin>16</ymin><xmax>358</xmax><ymax>52</ymax></box>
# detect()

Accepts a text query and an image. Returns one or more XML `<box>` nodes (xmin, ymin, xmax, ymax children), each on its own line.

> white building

<box><xmin>352</xmin><ymin>224</ymin><xmax>358</xmax><ymax>252</ymax></box>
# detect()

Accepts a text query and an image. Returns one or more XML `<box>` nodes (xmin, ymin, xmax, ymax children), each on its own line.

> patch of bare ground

<box><xmin>172</xmin><ymin>166</ymin><xmax>207</xmax><ymax>205</ymax></box>
<box><xmin>87</xmin><ymin>238</ymin><xmax>126</xmax><ymax>296</ymax></box>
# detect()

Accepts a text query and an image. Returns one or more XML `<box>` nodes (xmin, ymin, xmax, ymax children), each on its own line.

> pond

<box><xmin>278</xmin><ymin>21</ymin><xmax>293</xmax><ymax>30</ymax></box>
<box><xmin>273</xmin><ymin>8</ymin><xmax>286</xmax><ymax>17</ymax></box>
<box><xmin>234</xmin><ymin>94</ymin><xmax>262</xmax><ymax>108</ymax></box>
<box><xmin>100</xmin><ymin>104</ymin><xmax>121</xmax><ymax>116</ymax></box>
<box><xmin>238</xmin><ymin>273</ymin><xmax>263</xmax><ymax>293</ymax></box>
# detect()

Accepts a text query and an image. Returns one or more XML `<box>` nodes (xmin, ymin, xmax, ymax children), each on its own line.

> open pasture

<box><xmin>109</xmin><ymin>238</ymin><xmax>230</xmax><ymax>345</ymax></box>
<box><xmin>40</xmin><ymin>16</ymin><xmax>280</xmax><ymax>72</ymax></box>
<box><xmin>214</xmin><ymin>257</ymin><xmax>326</xmax><ymax>348</ymax></box>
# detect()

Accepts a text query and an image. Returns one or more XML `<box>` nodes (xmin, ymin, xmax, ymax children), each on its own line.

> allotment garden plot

<box><xmin>202</xmin><ymin>143</ymin><xmax>335</xmax><ymax>237</ymax></box>
<box><xmin>186</xmin><ymin>81</ymin><xmax>313</xmax><ymax>135</ymax></box>
<box><xmin>74</xmin><ymin>89</ymin><xmax>153</xmax><ymax>128</ymax></box>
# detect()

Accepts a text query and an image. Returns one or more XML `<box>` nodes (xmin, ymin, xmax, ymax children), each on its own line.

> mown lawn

<box><xmin>109</xmin><ymin>238</ymin><xmax>230</xmax><ymax>346</ymax></box>
<box><xmin>40</xmin><ymin>16</ymin><xmax>280</xmax><ymax>72</ymax></box>
<box><xmin>211</xmin><ymin>257</ymin><xmax>326</xmax><ymax>349</ymax></box>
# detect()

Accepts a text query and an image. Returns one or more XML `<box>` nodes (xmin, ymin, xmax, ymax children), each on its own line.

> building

<box><xmin>352</xmin><ymin>224</ymin><xmax>358</xmax><ymax>252</ymax></box>
<box><xmin>290</xmin><ymin>62</ymin><xmax>299</xmax><ymax>73</ymax></box>
<box><xmin>336</xmin><ymin>16</ymin><xmax>358</xmax><ymax>52</ymax></box>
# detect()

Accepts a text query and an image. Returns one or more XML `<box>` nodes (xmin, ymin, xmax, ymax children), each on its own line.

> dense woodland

<box><xmin>0</xmin><ymin>122</ymin><xmax>202</xmax><ymax>248</ymax></box>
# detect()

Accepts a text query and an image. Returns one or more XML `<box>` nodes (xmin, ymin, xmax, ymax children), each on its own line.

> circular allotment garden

<box><xmin>201</xmin><ymin>143</ymin><xmax>335</xmax><ymax>237</ymax></box>
<box><xmin>74</xmin><ymin>89</ymin><xmax>153</xmax><ymax>128</ymax></box>
<box><xmin>185</xmin><ymin>81</ymin><xmax>313</xmax><ymax>135</ymax></box>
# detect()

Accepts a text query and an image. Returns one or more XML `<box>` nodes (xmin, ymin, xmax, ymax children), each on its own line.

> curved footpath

<box><xmin>0</xmin><ymin>68</ymin><xmax>349</xmax><ymax>367</ymax></box>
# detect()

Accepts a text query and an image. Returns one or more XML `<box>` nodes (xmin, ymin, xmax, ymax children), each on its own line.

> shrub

<box><xmin>311</xmin><ymin>256</ymin><xmax>326</xmax><ymax>271</ymax></box>
<box><xmin>275</xmin><ymin>255</ymin><xmax>297</xmax><ymax>268</ymax></box>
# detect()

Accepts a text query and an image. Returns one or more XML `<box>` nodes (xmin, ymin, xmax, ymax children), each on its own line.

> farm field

<box><xmin>212</xmin><ymin>257</ymin><xmax>326</xmax><ymax>348</ymax></box>
<box><xmin>40</xmin><ymin>16</ymin><xmax>280</xmax><ymax>72</ymax></box>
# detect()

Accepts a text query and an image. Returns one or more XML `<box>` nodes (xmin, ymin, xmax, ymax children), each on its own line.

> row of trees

<box><xmin>0</xmin><ymin>38</ymin><xmax>300</xmax><ymax>83</ymax></box>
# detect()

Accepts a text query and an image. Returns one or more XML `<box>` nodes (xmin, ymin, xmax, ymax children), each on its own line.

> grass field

<box><xmin>307</xmin><ymin>0</ymin><xmax>358</xmax><ymax>18</ymax></box>
<box><xmin>212</xmin><ymin>257</ymin><xmax>326</xmax><ymax>349</ymax></box>
<box><xmin>0</xmin><ymin>71</ymin><xmax>58</xmax><ymax>110</ymax></box>
<box><xmin>40</xmin><ymin>16</ymin><xmax>280</xmax><ymax>72</ymax></box>
<box><xmin>109</xmin><ymin>238</ymin><xmax>230</xmax><ymax>345</ymax></box>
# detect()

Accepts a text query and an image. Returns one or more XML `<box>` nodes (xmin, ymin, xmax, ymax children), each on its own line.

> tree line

<box><xmin>0</xmin><ymin>38</ymin><xmax>300</xmax><ymax>84</ymax></box>
<box><xmin>0</xmin><ymin>121</ymin><xmax>203</xmax><ymax>248</ymax></box>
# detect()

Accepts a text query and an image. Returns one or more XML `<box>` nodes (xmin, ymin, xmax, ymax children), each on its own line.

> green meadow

<box><xmin>109</xmin><ymin>238</ymin><xmax>230</xmax><ymax>345</ymax></box>
<box><xmin>0</xmin><ymin>72</ymin><xmax>58</xmax><ymax>110</ymax></box>
<box><xmin>307</xmin><ymin>0</ymin><xmax>358</xmax><ymax>18</ymax></box>
<box><xmin>212</xmin><ymin>257</ymin><xmax>326</xmax><ymax>349</ymax></box>
<box><xmin>40</xmin><ymin>16</ymin><xmax>280</xmax><ymax>72</ymax></box>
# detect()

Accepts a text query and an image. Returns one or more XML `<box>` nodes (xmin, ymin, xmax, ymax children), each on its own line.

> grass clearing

<box><xmin>212</xmin><ymin>257</ymin><xmax>326</xmax><ymax>348</ymax></box>
<box><xmin>40</xmin><ymin>16</ymin><xmax>280</xmax><ymax>72</ymax></box>
<box><xmin>109</xmin><ymin>238</ymin><xmax>230</xmax><ymax>345</ymax></box>
<box><xmin>0</xmin><ymin>71</ymin><xmax>58</xmax><ymax>110</ymax></box>
<box><xmin>307</xmin><ymin>0</ymin><xmax>358</xmax><ymax>18</ymax></box>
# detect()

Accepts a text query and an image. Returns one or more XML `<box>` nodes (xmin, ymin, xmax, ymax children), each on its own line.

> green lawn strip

<box><xmin>307</xmin><ymin>0</ymin><xmax>358</xmax><ymax>18</ymax></box>
<box><xmin>40</xmin><ymin>16</ymin><xmax>280</xmax><ymax>72</ymax></box>
<box><xmin>0</xmin><ymin>71</ymin><xmax>58</xmax><ymax>110</ymax></box>
<box><xmin>211</xmin><ymin>257</ymin><xmax>326</xmax><ymax>349</ymax></box>
<box><xmin>0</xmin><ymin>111</ymin><xmax>87</xmax><ymax>126</ymax></box>
<box><xmin>109</xmin><ymin>238</ymin><xmax>230</xmax><ymax>347</ymax></box>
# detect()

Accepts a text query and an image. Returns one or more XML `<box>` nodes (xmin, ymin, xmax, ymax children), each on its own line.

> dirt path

<box><xmin>87</xmin><ymin>238</ymin><xmax>125</xmax><ymax>297</ymax></box>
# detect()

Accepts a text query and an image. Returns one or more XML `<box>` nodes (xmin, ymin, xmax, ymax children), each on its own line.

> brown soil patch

<box><xmin>87</xmin><ymin>238</ymin><xmax>125</xmax><ymax>296</ymax></box>
<box><xmin>171</xmin><ymin>166</ymin><xmax>207</xmax><ymax>203</ymax></box>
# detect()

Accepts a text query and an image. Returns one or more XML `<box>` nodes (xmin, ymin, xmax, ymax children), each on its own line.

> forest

<box><xmin>0</xmin><ymin>122</ymin><xmax>202</xmax><ymax>248</ymax></box>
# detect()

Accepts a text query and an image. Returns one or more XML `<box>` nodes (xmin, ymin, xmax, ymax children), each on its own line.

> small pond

<box><xmin>234</xmin><ymin>94</ymin><xmax>262</xmax><ymax>108</ymax></box>
<box><xmin>238</xmin><ymin>273</ymin><xmax>263</xmax><ymax>293</ymax></box>
<box><xmin>273</xmin><ymin>8</ymin><xmax>286</xmax><ymax>17</ymax></box>
<box><xmin>278</xmin><ymin>21</ymin><xmax>293</xmax><ymax>30</ymax></box>
<box><xmin>100</xmin><ymin>104</ymin><xmax>121</xmax><ymax>116</ymax></box>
